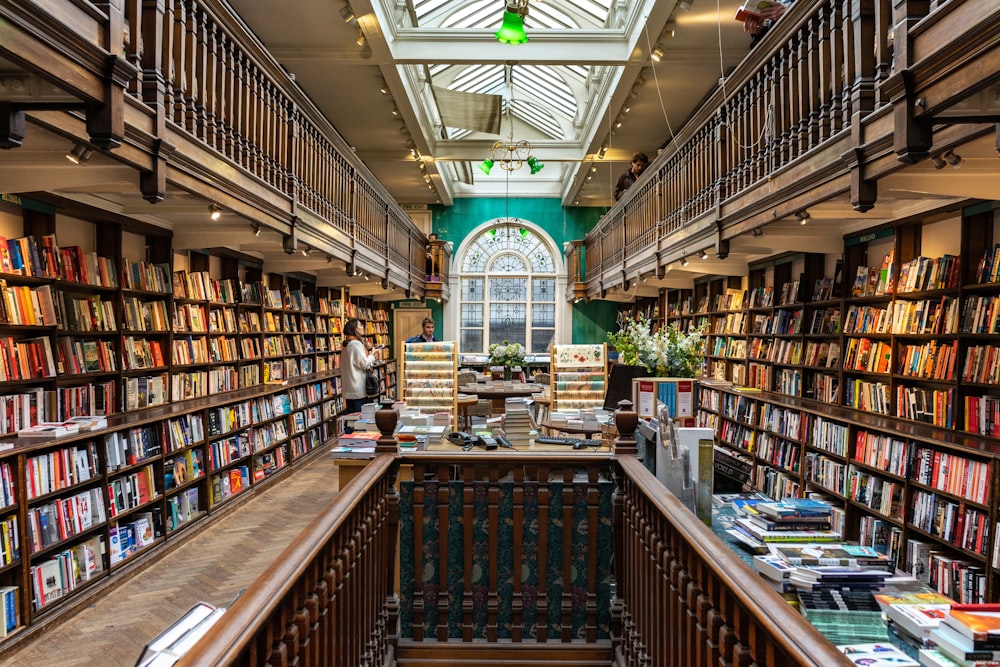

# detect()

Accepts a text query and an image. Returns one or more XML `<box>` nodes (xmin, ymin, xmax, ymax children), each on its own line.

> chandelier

<box><xmin>479</xmin><ymin>139</ymin><xmax>543</xmax><ymax>175</ymax></box>
<box><xmin>479</xmin><ymin>66</ymin><xmax>544</xmax><ymax>176</ymax></box>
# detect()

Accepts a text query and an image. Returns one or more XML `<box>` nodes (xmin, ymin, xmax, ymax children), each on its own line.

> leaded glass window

<box><xmin>459</xmin><ymin>224</ymin><xmax>557</xmax><ymax>354</ymax></box>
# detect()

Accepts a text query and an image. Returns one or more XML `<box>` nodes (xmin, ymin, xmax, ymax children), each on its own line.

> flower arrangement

<box><xmin>607</xmin><ymin>315</ymin><xmax>706</xmax><ymax>378</ymax></box>
<box><xmin>488</xmin><ymin>340</ymin><xmax>526</xmax><ymax>368</ymax></box>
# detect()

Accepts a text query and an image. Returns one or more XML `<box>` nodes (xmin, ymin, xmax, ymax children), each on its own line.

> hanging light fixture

<box><xmin>495</xmin><ymin>0</ymin><xmax>529</xmax><ymax>44</ymax></box>
<box><xmin>478</xmin><ymin>65</ymin><xmax>543</xmax><ymax>175</ymax></box>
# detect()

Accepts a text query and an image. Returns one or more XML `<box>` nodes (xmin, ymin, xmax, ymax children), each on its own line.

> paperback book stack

<box><xmin>500</xmin><ymin>398</ymin><xmax>535</xmax><ymax>446</ymax></box>
<box><xmin>838</xmin><ymin>643</ymin><xmax>919</xmax><ymax>666</ymax></box>
<box><xmin>797</xmin><ymin>589</ymin><xmax>890</xmax><ymax>646</ymax></box>
<box><xmin>920</xmin><ymin>605</ymin><xmax>1000</xmax><ymax>667</ymax></box>
<box><xmin>874</xmin><ymin>590</ymin><xmax>954</xmax><ymax>648</ymax></box>
<box><xmin>728</xmin><ymin>498</ymin><xmax>841</xmax><ymax>552</ymax></box>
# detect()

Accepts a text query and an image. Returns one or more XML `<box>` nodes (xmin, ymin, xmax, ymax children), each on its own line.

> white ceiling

<box><xmin>232</xmin><ymin>0</ymin><xmax>751</xmax><ymax>206</ymax></box>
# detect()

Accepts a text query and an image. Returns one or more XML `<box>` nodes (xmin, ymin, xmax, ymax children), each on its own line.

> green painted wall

<box><xmin>430</xmin><ymin>198</ymin><xmax>614</xmax><ymax>339</ymax></box>
<box><xmin>431</xmin><ymin>198</ymin><xmax>601</xmax><ymax>247</ymax></box>
<box><xmin>571</xmin><ymin>299</ymin><xmax>619</xmax><ymax>344</ymax></box>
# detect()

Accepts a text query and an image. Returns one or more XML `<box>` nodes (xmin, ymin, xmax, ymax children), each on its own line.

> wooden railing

<box><xmin>174</xmin><ymin>455</ymin><xmax>400</xmax><ymax>666</ymax></box>
<box><xmin>614</xmin><ymin>457</ymin><xmax>847</xmax><ymax>666</ymax></box>
<box><xmin>177</xmin><ymin>451</ymin><xmax>854</xmax><ymax>666</ymax></box>
<box><xmin>579</xmin><ymin>0</ymin><xmax>995</xmax><ymax>294</ymax></box>
<box><xmin>1</xmin><ymin>0</ymin><xmax>429</xmax><ymax>292</ymax></box>
<box><xmin>397</xmin><ymin>453</ymin><xmax>615</xmax><ymax>650</ymax></box>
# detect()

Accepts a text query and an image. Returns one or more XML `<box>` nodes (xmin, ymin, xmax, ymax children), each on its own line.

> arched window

<box><xmin>458</xmin><ymin>222</ymin><xmax>557</xmax><ymax>354</ymax></box>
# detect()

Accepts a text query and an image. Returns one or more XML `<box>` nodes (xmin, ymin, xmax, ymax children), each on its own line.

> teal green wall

<box><xmin>431</xmin><ymin>198</ymin><xmax>601</xmax><ymax>247</ymax></box>
<box><xmin>571</xmin><ymin>299</ymin><xmax>619</xmax><ymax>344</ymax></box>
<box><xmin>430</xmin><ymin>198</ymin><xmax>613</xmax><ymax>338</ymax></box>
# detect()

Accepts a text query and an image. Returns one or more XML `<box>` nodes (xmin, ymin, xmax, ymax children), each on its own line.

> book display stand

<box><xmin>550</xmin><ymin>344</ymin><xmax>608</xmax><ymax>412</ymax></box>
<box><xmin>400</xmin><ymin>341</ymin><xmax>458</xmax><ymax>424</ymax></box>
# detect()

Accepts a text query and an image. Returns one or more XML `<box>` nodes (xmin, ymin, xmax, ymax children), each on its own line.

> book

<box><xmin>734</xmin><ymin>0</ymin><xmax>784</xmax><ymax>22</ymax></box>
<box><xmin>945</xmin><ymin>607</ymin><xmax>1000</xmax><ymax>644</ymax></box>
<box><xmin>837</xmin><ymin>643</ymin><xmax>918</xmax><ymax>666</ymax></box>
<box><xmin>932</xmin><ymin>622</ymin><xmax>1000</xmax><ymax>665</ymax></box>
<box><xmin>884</xmin><ymin>603</ymin><xmax>949</xmax><ymax>641</ymax></box>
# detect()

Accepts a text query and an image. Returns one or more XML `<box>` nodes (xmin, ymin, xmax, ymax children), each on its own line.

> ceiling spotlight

<box><xmin>664</xmin><ymin>20</ymin><xmax>677</xmax><ymax>37</ymax></box>
<box><xmin>363</xmin><ymin>272</ymin><xmax>369</xmax><ymax>280</ymax></box>
<box><xmin>380</xmin><ymin>84</ymin><xmax>389</xmax><ymax>95</ymax></box>
<box><xmin>932</xmin><ymin>155</ymin><xmax>947</xmax><ymax>170</ymax></box>
<box><xmin>391</xmin><ymin>106</ymin><xmax>399</xmax><ymax>116</ymax></box>
<box><xmin>700</xmin><ymin>249</ymin><xmax>709</xmax><ymax>260</ymax></box>
<box><xmin>797</xmin><ymin>210</ymin><xmax>811</xmax><ymax>225</ymax></box>
<box><xmin>302</xmin><ymin>245</ymin><xmax>311</xmax><ymax>257</ymax></box>
<box><xmin>356</xmin><ymin>32</ymin><xmax>366</xmax><ymax>47</ymax></box>
<box><xmin>252</xmin><ymin>223</ymin><xmax>262</xmax><ymax>237</ymax></box>
<box><xmin>751</xmin><ymin>227</ymin><xmax>763</xmax><ymax>237</ymax></box>
<box><xmin>495</xmin><ymin>0</ymin><xmax>529</xmax><ymax>44</ymax></box>
<box><xmin>597</xmin><ymin>145</ymin><xmax>607</xmax><ymax>159</ymax></box>
<box><xmin>339</xmin><ymin>5</ymin><xmax>356</xmax><ymax>22</ymax></box>
<box><xmin>410</xmin><ymin>148</ymin><xmax>418</xmax><ymax>158</ymax></box>
<box><xmin>676</xmin><ymin>0</ymin><xmax>693</xmax><ymax>11</ymax></box>
<box><xmin>651</xmin><ymin>48</ymin><xmax>664</xmax><ymax>63</ymax></box>
<box><xmin>208</xmin><ymin>204</ymin><xmax>223</xmax><ymax>221</ymax></box>
<box><xmin>590</xmin><ymin>165</ymin><xmax>597</xmax><ymax>173</ymax></box>
<box><xmin>943</xmin><ymin>149</ymin><xmax>963</xmax><ymax>168</ymax></box>
<box><xmin>66</xmin><ymin>143</ymin><xmax>93</xmax><ymax>165</ymax></box>
<box><xmin>680</xmin><ymin>257</ymin><xmax>689</xmax><ymax>267</ymax></box>
<box><xmin>623</xmin><ymin>106</ymin><xmax>631</xmax><ymax>114</ymax></box>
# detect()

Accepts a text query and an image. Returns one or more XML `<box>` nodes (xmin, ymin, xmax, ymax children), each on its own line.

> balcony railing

<box><xmin>577</xmin><ymin>0</ymin><xmax>1000</xmax><ymax>296</ymax></box>
<box><xmin>176</xmin><ymin>449</ymin><xmax>850</xmax><ymax>666</ymax></box>
<box><xmin>0</xmin><ymin>0</ymin><xmax>431</xmax><ymax>294</ymax></box>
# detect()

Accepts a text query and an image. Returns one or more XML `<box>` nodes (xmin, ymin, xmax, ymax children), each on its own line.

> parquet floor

<box><xmin>1</xmin><ymin>452</ymin><xmax>344</xmax><ymax>667</ymax></box>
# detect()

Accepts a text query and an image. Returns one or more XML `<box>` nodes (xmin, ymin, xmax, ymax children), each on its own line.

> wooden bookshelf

<box><xmin>0</xmin><ymin>205</ymin><xmax>390</xmax><ymax>643</ymax></box>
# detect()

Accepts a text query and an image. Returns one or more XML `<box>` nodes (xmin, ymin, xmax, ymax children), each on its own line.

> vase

<box><xmin>374</xmin><ymin>398</ymin><xmax>398</xmax><ymax>453</ymax></box>
<box><xmin>503</xmin><ymin>366</ymin><xmax>512</xmax><ymax>381</ymax></box>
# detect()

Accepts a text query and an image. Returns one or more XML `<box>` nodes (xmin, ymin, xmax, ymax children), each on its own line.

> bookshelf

<box><xmin>550</xmin><ymin>343</ymin><xmax>608</xmax><ymax>411</ymax></box>
<box><xmin>695</xmin><ymin>203</ymin><xmax>1000</xmax><ymax>602</ymax></box>
<box><xmin>3</xmin><ymin>374</ymin><xmax>343</xmax><ymax>638</ymax></box>
<box><xmin>0</xmin><ymin>204</ymin><xmax>388</xmax><ymax>642</ymax></box>
<box><xmin>699</xmin><ymin>381</ymin><xmax>997</xmax><ymax>601</ymax></box>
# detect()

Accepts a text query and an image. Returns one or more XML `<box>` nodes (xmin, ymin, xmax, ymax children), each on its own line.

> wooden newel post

<box><xmin>374</xmin><ymin>399</ymin><xmax>399</xmax><ymax>453</ymax></box>
<box><xmin>613</xmin><ymin>399</ymin><xmax>638</xmax><ymax>456</ymax></box>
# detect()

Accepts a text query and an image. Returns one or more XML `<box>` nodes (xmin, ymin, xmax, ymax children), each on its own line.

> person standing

<box><xmin>406</xmin><ymin>317</ymin><xmax>438</xmax><ymax>343</ymax></box>
<box><xmin>342</xmin><ymin>318</ymin><xmax>375</xmax><ymax>432</ymax></box>
<box><xmin>614</xmin><ymin>152</ymin><xmax>649</xmax><ymax>201</ymax></box>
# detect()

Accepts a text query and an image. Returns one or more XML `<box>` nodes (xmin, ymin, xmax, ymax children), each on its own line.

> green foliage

<box><xmin>607</xmin><ymin>315</ymin><xmax>706</xmax><ymax>378</ymax></box>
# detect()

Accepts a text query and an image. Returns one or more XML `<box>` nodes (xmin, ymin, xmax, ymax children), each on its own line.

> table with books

<box><xmin>711</xmin><ymin>494</ymin><xmax>996</xmax><ymax>666</ymax></box>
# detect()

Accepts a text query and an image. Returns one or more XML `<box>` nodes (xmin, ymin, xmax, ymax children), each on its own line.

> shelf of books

<box><xmin>400</xmin><ymin>341</ymin><xmax>457</xmax><ymax>423</ymax></box>
<box><xmin>699</xmin><ymin>379</ymin><xmax>1000</xmax><ymax>602</ymax></box>
<box><xmin>550</xmin><ymin>344</ymin><xmax>608</xmax><ymax>411</ymax></box>
<box><xmin>0</xmin><ymin>208</ymin><xmax>381</xmax><ymax>642</ymax></box>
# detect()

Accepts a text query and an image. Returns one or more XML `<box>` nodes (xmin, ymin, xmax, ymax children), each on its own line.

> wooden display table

<box><xmin>458</xmin><ymin>382</ymin><xmax>544</xmax><ymax>414</ymax></box>
<box><xmin>457</xmin><ymin>394</ymin><xmax>478</xmax><ymax>430</ymax></box>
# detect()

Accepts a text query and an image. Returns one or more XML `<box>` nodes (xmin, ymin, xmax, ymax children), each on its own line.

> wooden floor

<box><xmin>2</xmin><ymin>451</ymin><xmax>344</xmax><ymax>667</ymax></box>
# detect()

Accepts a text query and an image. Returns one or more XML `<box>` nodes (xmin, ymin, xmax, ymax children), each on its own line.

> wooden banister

<box><xmin>174</xmin><ymin>454</ymin><xmax>400</xmax><ymax>666</ymax></box>
<box><xmin>615</xmin><ymin>456</ymin><xmax>849</xmax><ymax>666</ymax></box>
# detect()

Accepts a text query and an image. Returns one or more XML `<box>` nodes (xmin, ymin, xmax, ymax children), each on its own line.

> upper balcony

<box><xmin>571</xmin><ymin>0</ymin><xmax>1000</xmax><ymax>297</ymax></box>
<box><xmin>0</xmin><ymin>0</ymin><xmax>431</xmax><ymax>297</ymax></box>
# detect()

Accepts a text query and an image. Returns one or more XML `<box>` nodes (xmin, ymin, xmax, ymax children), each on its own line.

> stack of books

<box><xmin>920</xmin><ymin>605</ymin><xmax>1000</xmax><ymax>667</ymax></box>
<box><xmin>500</xmin><ymin>398</ymin><xmax>535</xmax><ymax>446</ymax></box>
<box><xmin>874</xmin><ymin>590</ymin><xmax>953</xmax><ymax>648</ymax></box>
<box><xmin>728</xmin><ymin>498</ymin><xmax>841</xmax><ymax>552</ymax></box>
<box><xmin>838</xmin><ymin>643</ymin><xmax>919</xmax><ymax>666</ymax></box>
<box><xmin>788</xmin><ymin>565</ymin><xmax>893</xmax><ymax>592</ymax></box>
